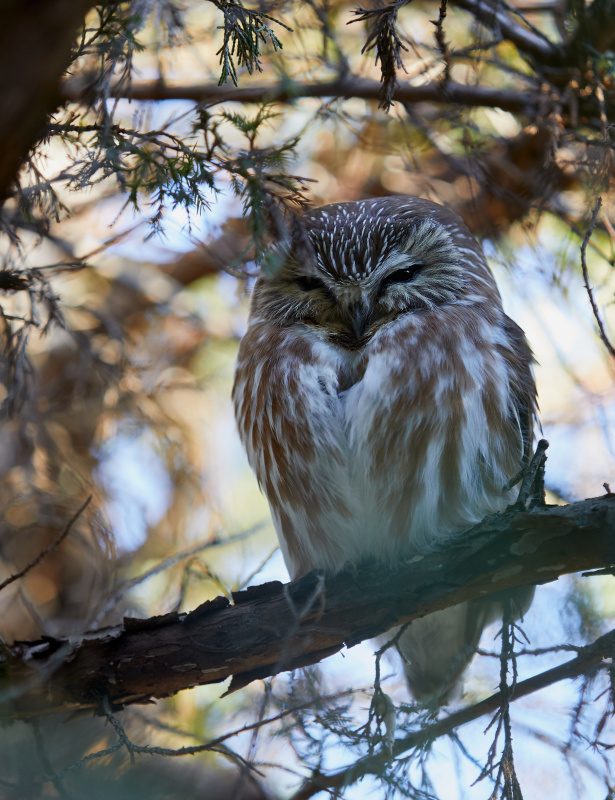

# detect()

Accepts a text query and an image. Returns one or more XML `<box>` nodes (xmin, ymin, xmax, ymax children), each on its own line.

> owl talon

<box><xmin>507</xmin><ymin>439</ymin><xmax>549</xmax><ymax>511</ymax></box>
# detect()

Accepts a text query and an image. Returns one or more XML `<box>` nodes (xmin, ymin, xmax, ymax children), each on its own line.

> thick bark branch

<box><xmin>0</xmin><ymin>0</ymin><xmax>93</xmax><ymax>203</ymax></box>
<box><xmin>2</xmin><ymin>494</ymin><xmax>614</xmax><ymax>719</ymax></box>
<box><xmin>60</xmin><ymin>76</ymin><xmax>542</xmax><ymax>115</ymax></box>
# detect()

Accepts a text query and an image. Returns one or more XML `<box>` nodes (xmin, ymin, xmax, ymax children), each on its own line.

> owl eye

<box><xmin>296</xmin><ymin>275</ymin><xmax>328</xmax><ymax>293</ymax></box>
<box><xmin>381</xmin><ymin>265</ymin><xmax>423</xmax><ymax>289</ymax></box>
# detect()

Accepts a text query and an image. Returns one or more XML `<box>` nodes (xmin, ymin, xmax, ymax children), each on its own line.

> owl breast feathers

<box><xmin>233</xmin><ymin>196</ymin><xmax>537</xmax><ymax>701</ymax></box>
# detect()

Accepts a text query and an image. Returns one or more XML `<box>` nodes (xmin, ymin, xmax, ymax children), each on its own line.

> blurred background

<box><xmin>0</xmin><ymin>0</ymin><xmax>614</xmax><ymax>797</ymax></box>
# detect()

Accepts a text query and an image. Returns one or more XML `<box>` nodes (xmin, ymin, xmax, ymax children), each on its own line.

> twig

<box><xmin>103</xmin><ymin>695</ymin><xmax>136</xmax><ymax>764</ymax></box>
<box><xmin>580</xmin><ymin>198</ymin><xmax>615</xmax><ymax>360</ymax></box>
<box><xmin>232</xmin><ymin>681</ymin><xmax>271</xmax><ymax>800</ymax></box>
<box><xmin>290</xmin><ymin>628</ymin><xmax>615</xmax><ymax>799</ymax></box>
<box><xmin>0</xmin><ymin>496</ymin><xmax>92</xmax><ymax>593</ymax></box>
<box><xmin>366</xmin><ymin>631</ymin><xmax>406</xmax><ymax>758</ymax></box>
<box><xmin>477</xmin><ymin>609</ymin><xmax>524</xmax><ymax>799</ymax></box>
<box><xmin>477</xmin><ymin>642</ymin><xmax>582</xmax><ymax>658</ymax></box>
<box><xmin>351</xmin><ymin>3</ymin><xmax>409</xmax><ymax>111</ymax></box>
<box><xmin>433</xmin><ymin>0</ymin><xmax>452</xmax><ymax>81</ymax></box>
<box><xmin>94</xmin><ymin>696</ymin><xmax>262</xmax><ymax>776</ymax></box>
<box><xmin>90</xmin><ymin>522</ymin><xmax>267</xmax><ymax>627</ymax></box>
<box><xmin>106</xmin><ymin>687</ymin><xmax>364</xmax><ymax>768</ymax></box>
<box><xmin>32</xmin><ymin>719</ymin><xmax>69</xmax><ymax>799</ymax></box>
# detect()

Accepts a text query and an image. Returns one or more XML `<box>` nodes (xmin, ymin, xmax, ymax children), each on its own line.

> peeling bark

<box><xmin>2</xmin><ymin>495</ymin><xmax>615</xmax><ymax>718</ymax></box>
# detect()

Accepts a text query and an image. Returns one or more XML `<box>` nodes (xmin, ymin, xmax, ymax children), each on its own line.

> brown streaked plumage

<box><xmin>233</xmin><ymin>196</ymin><xmax>537</xmax><ymax>702</ymax></box>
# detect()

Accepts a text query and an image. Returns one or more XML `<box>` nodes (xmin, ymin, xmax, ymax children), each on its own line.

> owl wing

<box><xmin>233</xmin><ymin>319</ymin><xmax>357</xmax><ymax>579</ymax></box>
<box><xmin>399</xmin><ymin>312</ymin><xmax>538</xmax><ymax>702</ymax></box>
<box><xmin>501</xmin><ymin>314</ymin><xmax>538</xmax><ymax>468</ymax></box>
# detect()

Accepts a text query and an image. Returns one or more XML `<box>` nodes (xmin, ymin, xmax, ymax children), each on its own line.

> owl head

<box><xmin>251</xmin><ymin>196</ymin><xmax>502</xmax><ymax>348</ymax></box>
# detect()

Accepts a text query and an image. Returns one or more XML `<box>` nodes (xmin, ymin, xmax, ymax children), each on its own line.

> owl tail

<box><xmin>397</xmin><ymin>586</ymin><xmax>535</xmax><ymax>704</ymax></box>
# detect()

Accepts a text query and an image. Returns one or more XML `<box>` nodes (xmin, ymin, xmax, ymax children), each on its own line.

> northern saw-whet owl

<box><xmin>233</xmin><ymin>196</ymin><xmax>537</xmax><ymax>701</ymax></box>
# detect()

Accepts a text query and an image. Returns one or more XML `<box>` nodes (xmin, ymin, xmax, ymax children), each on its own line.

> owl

<box><xmin>232</xmin><ymin>196</ymin><xmax>537</xmax><ymax>701</ymax></box>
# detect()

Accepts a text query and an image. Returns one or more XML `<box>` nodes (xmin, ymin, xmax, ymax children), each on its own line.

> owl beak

<box><xmin>346</xmin><ymin>303</ymin><xmax>371</xmax><ymax>340</ymax></box>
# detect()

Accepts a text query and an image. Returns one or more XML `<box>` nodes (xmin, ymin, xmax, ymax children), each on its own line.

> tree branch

<box><xmin>0</xmin><ymin>497</ymin><xmax>91</xmax><ymax>593</ymax></box>
<box><xmin>2</xmin><ymin>494</ymin><xmax>614</xmax><ymax>719</ymax></box>
<box><xmin>451</xmin><ymin>0</ymin><xmax>561</xmax><ymax>64</ymax></box>
<box><xmin>60</xmin><ymin>76</ymin><xmax>542</xmax><ymax>115</ymax></box>
<box><xmin>580</xmin><ymin>197</ymin><xmax>615</xmax><ymax>360</ymax></box>
<box><xmin>290</xmin><ymin>626</ymin><xmax>615</xmax><ymax>800</ymax></box>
